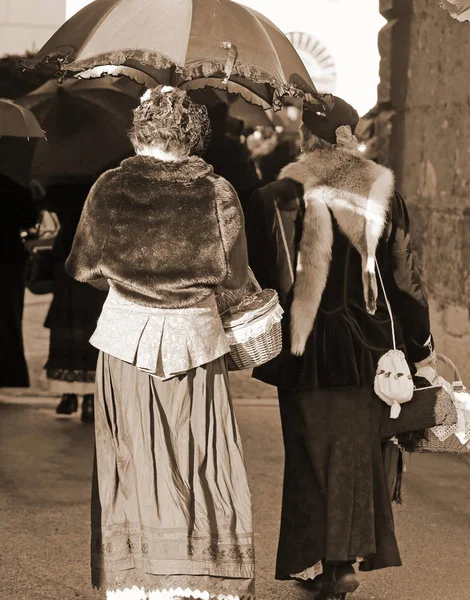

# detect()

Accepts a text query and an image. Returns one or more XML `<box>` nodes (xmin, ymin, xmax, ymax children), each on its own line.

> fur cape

<box><xmin>66</xmin><ymin>155</ymin><xmax>248</xmax><ymax>308</ymax></box>
<box><xmin>279</xmin><ymin>138</ymin><xmax>395</xmax><ymax>356</ymax></box>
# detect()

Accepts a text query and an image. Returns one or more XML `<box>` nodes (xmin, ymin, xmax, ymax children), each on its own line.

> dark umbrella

<box><xmin>24</xmin><ymin>0</ymin><xmax>321</xmax><ymax>110</ymax></box>
<box><xmin>4</xmin><ymin>76</ymin><xmax>142</xmax><ymax>185</ymax></box>
<box><xmin>0</xmin><ymin>98</ymin><xmax>45</xmax><ymax>138</ymax></box>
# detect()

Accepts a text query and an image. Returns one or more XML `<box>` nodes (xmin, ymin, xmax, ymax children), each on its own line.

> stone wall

<box><xmin>378</xmin><ymin>0</ymin><xmax>470</xmax><ymax>377</ymax></box>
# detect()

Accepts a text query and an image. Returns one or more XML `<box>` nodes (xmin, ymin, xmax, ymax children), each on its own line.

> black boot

<box><xmin>81</xmin><ymin>394</ymin><xmax>94</xmax><ymax>424</ymax></box>
<box><xmin>315</xmin><ymin>562</ymin><xmax>359</xmax><ymax>599</ymax></box>
<box><xmin>56</xmin><ymin>394</ymin><xmax>78</xmax><ymax>415</ymax></box>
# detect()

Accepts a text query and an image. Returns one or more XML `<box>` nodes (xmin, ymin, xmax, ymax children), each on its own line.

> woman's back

<box><xmin>66</xmin><ymin>155</ymin><xmax>247</xmax><ymax>309</ymax></box>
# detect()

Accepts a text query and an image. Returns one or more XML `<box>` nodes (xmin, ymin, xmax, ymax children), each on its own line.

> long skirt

<box><xmin>92</xmin><ymin>352</ymin><xmax>255</xmax><ymax>599</ymax></box>
<box><xmin>44</xmin><ymin>262</ymin><xmax>106</xmax><ymax>391</ymax></box>
<box><xmin>0</xmin><ymin>261</ymin><xmax>29</xmax><ymax>387</ymax></box>
<box><xmin>275</xmin><ymin>386</ymin><xmax>402</xmax><ymax>580</ymax></box>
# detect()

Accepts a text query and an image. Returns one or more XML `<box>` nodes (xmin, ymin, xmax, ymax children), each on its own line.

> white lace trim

<box><xmin>106</xmin><ymin>586</ymin><xmax>241</xmax><ymax>600</ymax></box>
<box><xmin>290</xmin><ymin>557</ymin><xmax>364</xmax><ymax>580</ymax></box>
<box><xmin>224</xmin><ymin>305</ymin><xmax>284</xmax><ymax>344</ymax></box>
<box><xmin>291</xmin><ymin>561</ymin><xmax>323</xmax><ymax>581</ymax></box>
<box><xmin>431</xmin><ymin>381</ymin><xmax>470</xmax><ymax>445</ymax></box>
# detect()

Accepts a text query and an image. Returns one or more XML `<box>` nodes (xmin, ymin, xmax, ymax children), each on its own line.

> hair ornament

<box><xmin>140</xmin><ymin>88</ymin><xmax>152</xmax><ymax>103</ymax></box>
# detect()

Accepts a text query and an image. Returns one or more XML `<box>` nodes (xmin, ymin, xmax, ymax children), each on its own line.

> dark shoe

<box><xmin>81</xmin><ymin>394</ymin><xmax>94</xmax><ymax>424</ymax></box>
<box><xmin>310</xmin><ymin>563</ymin><xmax>359</xmax><ymax>599</ymax></box>
<box><xmin>293</xmin><ymin>574</ymin><xmax>323</xmax><ymax>592</ymax></box>
<box><xmin>56</xmin><ymin>394</ymin><xmax>78</xmax><ymax>415</ymax></box>
<box><xmin>333</xmin><ymin>563</ymin><xmax>359</xmax><ymax>594</ymax></box>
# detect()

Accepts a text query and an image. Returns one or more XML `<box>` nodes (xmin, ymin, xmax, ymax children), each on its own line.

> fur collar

<box><xmin>279</xmin><ymin>139</ymin><xmax>395</xmax><ymax>355</ymax></box>
<box><xmin>120</xmin><ymin>155</ymin><xmax>213</xmax><ymax>182</ymax></box>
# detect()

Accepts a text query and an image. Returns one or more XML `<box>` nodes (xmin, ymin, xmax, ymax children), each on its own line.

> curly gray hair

<box><xmin>129</xmin><ymin>85</ymin><xmax>211</xmax><ymax>157</ymax></box>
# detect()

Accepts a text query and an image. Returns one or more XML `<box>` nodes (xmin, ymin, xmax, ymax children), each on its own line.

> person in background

<box><xmin>43</xmin><ymin>182</ymin><xmax>107</xmax><ymax>422</ymax></box>
<box><xmin>66</xmin><ymin>86</ymin><xmax>255</xmax><ymax>600</ymax></box>
<box><xmin>203</xmin><ymin>101</ymin><xmax>260</xmax><ymax>214</ymax></box>
<box><xmin>256</xmin><ymin>127</ymin><xmax>300</xmax><ymax>186</ymax></box>
<box><xmin>0</xmin><ymin>173</ymin><xmax>38</xmax><ymax>388</ymax></box>
<box><xmin>245</xmin><ymin>97</ymin><xmax>435</xmax><ymax>599</ymax></box>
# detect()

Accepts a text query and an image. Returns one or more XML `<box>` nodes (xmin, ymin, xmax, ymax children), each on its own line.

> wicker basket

<box><xmin>418</xmin><ymin>354</ymin><xmax>470</xmax><ymax>454</ymax></box>
<box><xmin>221</xmin><ymin>288</ymin><xmax>283</xmax><ymax>371</ymax></box>
<box><xmin>419</xmin><ymin>430</ymin><xmax>470</xmax><ymax>454</ymax></box>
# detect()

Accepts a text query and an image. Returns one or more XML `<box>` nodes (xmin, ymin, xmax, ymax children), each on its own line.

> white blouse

<box><xmin>90</xmin><ymin>285</ymin><xmax>229</xmax><ymax>379</ymax></box>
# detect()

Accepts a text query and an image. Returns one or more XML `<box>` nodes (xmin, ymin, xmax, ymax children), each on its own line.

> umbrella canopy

<box><xmin>0</xmin><ymin>98</ymin><xmax>45</xmax><ymax>138</ymax></box>
<box><xmin>189</xmin><ymin>88</ymin><xmax>273</xmax><ymax>129</ymax></box>
<box><xmin>25</xmin><ymin>0</ymin><xmax>321</xmax><ymax>110</ymax></box>
<box><xmin>0</xmin><ymin>77</ymin><xmax>141</xmax><ymax>185</ymax></box>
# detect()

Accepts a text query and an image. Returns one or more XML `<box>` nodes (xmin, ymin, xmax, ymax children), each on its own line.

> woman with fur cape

<box><xmin>245</xmin><ymin>98</ymin><xmax>435</xmax><ymax>599</ymax></box>
<box><xmin>66</xmin><ymin>87</ymin><xmax>255</xmax><ymax>600</ymax></box>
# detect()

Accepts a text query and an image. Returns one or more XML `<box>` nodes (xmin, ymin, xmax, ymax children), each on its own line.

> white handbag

<box><xmin>373</xmin><ymin>259</ymin><xmax>414</xmax><ymax>418</ymax></box>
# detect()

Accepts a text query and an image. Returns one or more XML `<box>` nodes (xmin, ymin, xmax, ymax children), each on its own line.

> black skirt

<box><xmin>44</xmin><ymin>262</ymin><xmax>106</xmax><ymax>382</ymax></box>
<box><xmin>275</xmin><ymin>384</ymin><xmax>402</xmax><ymax>579</ymax></box>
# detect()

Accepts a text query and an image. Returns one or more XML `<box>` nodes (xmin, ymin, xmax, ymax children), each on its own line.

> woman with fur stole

<box><xmin>66</xmin><ymin>87</ymin><xmax>255</xmax><ymax>600</ymax></box>
<box><xmin>245</xmin><ymin>97</ymin><xmax>435</xmax><ymax>599</ymax></box>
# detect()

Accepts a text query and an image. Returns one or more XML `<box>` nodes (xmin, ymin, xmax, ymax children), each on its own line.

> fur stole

<box><xmin>279</xmin><ymin>138</ymin><xmax>395</xmax><ymax>355</ymax></box>
<box><xmin>120</xmin><ymin>154</ymin><xmax>213</xmax><ymax>182</ymax></box>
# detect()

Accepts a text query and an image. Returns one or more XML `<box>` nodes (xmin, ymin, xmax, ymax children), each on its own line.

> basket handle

<box><xmin>436</xmin><ymin>353</ymin><xmax>461</xmax><ymax>382</ymax></box>
<box><xmin>247</xmin><ymin>267</ymin><xmax>262</xmax><ymax>293</ymax></box>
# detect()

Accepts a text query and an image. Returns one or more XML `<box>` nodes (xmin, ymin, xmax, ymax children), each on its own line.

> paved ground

<box><xmin>1</xmin><ymin>293</ymin><xmax>470</xmax><ymax>600</ymax></box>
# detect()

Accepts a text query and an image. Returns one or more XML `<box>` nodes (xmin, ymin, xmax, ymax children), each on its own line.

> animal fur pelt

<box><xmin>279</xmin><ymin>137</ymin><xmax>395</xmax><ymax>356</ymax></box>
<box><xmin>66</xmin><ymin>154</ymin><xmax>248</xmax><ymax>308</ymax></box>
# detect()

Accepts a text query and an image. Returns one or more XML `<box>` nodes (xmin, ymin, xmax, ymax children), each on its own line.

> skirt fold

<box><xmin>275</xmin><ymin>386</ymin><xmax>401</xmax><ymax>579</ymax></box>
<box><xmin>92</xmin><ymin>352</ymin><xmax>254</xmax><ymax>597</ymax></box>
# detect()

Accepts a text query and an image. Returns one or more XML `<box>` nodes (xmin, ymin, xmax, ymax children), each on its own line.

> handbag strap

<box><xmin>376</xmin><ymin>262</ymin><xmax>461</xmax><ymax>381</ymax></box>
<box><xmin>274</xmin><ymin>202</ymin><xmax>295</xmax><ymax>286</ymax></box>
<box><xmin>375</xmin><ymin>258</ymin><xmax>397</xmax><ymax>350</ymax></box>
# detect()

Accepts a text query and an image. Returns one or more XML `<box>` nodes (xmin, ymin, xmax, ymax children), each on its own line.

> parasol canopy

<box><xmin>0</xmin><ymin>98</ymin><xmax>46</xmax><ymax>138</ymax></box>
<box><xmin>24</xmin><ymin>0</ymin><xmax>321</xmax><ymax>110</ymax></box>
<box><xmin>189</xmin><ymin>88</ymin><xmax>273</xmax><ymax>129</ymax></box>
<box><xmin>0</xmin><ymin>77</ymin><xmax>141</xmax><ymax>186</ymax></box>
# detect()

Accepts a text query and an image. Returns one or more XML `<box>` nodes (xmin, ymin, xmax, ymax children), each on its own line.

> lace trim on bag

<box><xmin>224</xmin><ymin>305</ymin><xmax>284</xmax><ymax>345</ymax></box>
<box><xmin>431</xmin><ymin>381</ymin><xmax>470</xmax><ymax>445</ymax></box>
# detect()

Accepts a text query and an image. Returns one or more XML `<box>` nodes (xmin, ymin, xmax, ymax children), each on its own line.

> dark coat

<box><xmin>246</xmin><ymin>148</ymin><xmax>432</xmax><ymax>391</ymax></box>
<box><xmin>0</xmin><ymin>174</ymin><xmax>37</xmax><ymax>264</ymax></box>
<box><xmin>0</xmin><ymin>174</ymin><xmax>36</xmax><ymax>387</ymax></box>
<box><xmin>44</xmin><ymin>183</ymin><xmax>92</xmax><ymax>262</ymax></box>
<box><xmin>66</xmin><ymin>155</ymin><xmax>248</xmax><ymax>308</ymax></box>
<box><xmin>203</xmin><ymin>133</ymin><xmax>260</xmax><ymax>214</ymax></box>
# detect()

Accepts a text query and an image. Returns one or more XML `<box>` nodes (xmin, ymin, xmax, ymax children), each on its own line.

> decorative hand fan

<box><xmin>286</xmin><ymin>32</ymin><xmax>337</xmax><ymax>93</ymax></box>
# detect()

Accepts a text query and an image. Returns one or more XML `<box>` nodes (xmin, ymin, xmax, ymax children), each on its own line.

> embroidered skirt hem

<box><xmin>92</xmin><ymin>352</ymin><xmax>255</xmax><ymax>597</ymax></box>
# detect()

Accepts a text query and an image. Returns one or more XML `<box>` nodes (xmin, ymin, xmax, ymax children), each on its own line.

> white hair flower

<box><xmin>140</xmin><ymin>88</ymin><xmax>152</xmax><ymax>103</ymax></box>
